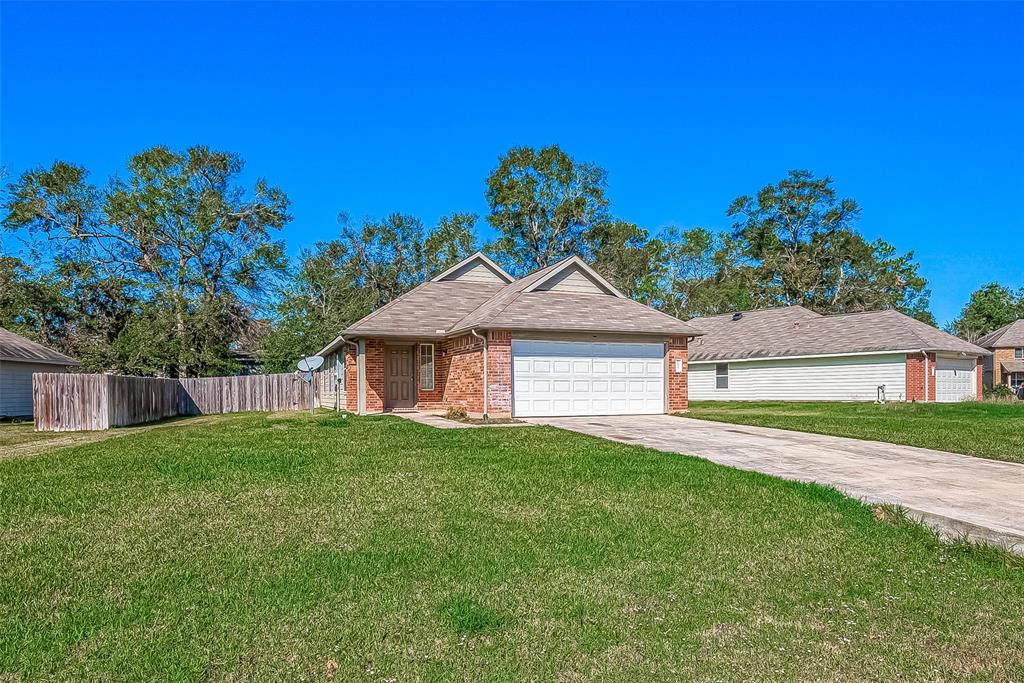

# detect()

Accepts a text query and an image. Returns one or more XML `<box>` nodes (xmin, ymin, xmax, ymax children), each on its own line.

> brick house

<box><xmin>686</xmin><ymin>306</ymin><xmax>990</xmax><ymax>402</ymax></box>
<box><xmin>314</xmin><ymin>253</ymin><xmax>702</xmax><ymax>418</ymax></box>
<box><xmin>977</xmin><ymin>320</ymin><xmax>1024</xmax><ymax>392</ymax></box>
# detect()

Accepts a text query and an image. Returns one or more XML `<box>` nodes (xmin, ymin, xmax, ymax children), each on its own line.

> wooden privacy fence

<box><xmin>33</xmin><ymin>373</ymin><xmax>311</xmax><ymax>432</ymax></box>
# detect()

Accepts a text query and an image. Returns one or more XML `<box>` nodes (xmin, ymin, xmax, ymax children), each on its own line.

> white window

<box><xmin>420</xmin><ymin>343</ymin><xmax>435</xmax><ymax>391</ymax></box>
<box><xmin>716</xmin><ymin>363</ymin><xmax>729</xmax><ymax>389</ymax></box>
<box><xmin>1015</xmin><ymin>348</ymin><xmax>1024</xmax><ymax>360</ymax></box>
<box><xmin>1011</xmin><ymin>373</ymin><xmax>1024</xmax><ymax>391</ymax></box>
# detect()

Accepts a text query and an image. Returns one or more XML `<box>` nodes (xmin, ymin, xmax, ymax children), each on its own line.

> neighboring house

<box><xmin>687</xmin><ymin>306</ymin><xmax>989</xmax><ymax>403</ymax></box>
<box><xmin>976</xmin><ymin>320</ymin><xmax>1024</xmax><ymax>392</ymax></box>
<box><xmin>315</xmin><ymin>252</ymin><xmax>702</xmax><ymax>417</ymax></box>
<box><xmin>0</xmin><ymin>327</ymin><xmax>78</xmax><ymax>418</ymax></box>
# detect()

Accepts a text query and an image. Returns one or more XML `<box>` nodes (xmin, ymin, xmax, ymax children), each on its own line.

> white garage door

<box><xmin>512</xmin><ymin>340</ymin><xmax>664</xmax><ymax>417</ymax></box>
<box><xmin>935</xmin><ymin>356</ymin><xmax>977</xmax><ymax>402</ymax></box>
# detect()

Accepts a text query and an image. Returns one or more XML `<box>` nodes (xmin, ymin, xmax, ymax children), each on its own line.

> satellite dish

<box><xmin>297</xmin><ymin>355</ymin><xmax>324</xmax><ymax>372</ymax></box>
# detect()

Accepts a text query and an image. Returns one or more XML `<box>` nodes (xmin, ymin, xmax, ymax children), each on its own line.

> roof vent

<box><xmin>731</xmin><ymin>312</ymin><xmax>743</xmax><ymax>322</ymax></box>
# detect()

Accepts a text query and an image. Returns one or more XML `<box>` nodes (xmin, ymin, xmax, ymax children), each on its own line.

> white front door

<box><xmin>934</xmin><ymin>356</ymin><xmax>977</xmax><ymax>402</ymax></box>
<box><xmin>512</xmin><ymin>340</ymin><xmax>665</xmax><ymax>417</ymax></box>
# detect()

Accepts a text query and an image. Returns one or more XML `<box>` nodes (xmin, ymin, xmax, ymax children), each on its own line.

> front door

<box><xmin>385</xmin><ymin>345</ymin><xmax>416</xmax><ymax>410</ymax></box>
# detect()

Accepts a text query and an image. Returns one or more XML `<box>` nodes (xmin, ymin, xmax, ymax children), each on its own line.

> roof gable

<box><xmin>523</xmin><ymin>257</ymin><xmax>624</xmax><ymax>297</ymax></box>
<box><xmin>431</xmin><ymin>252</ymin><xmax>514</xmax><ymax>284</ymax></box>
<box><xmin>977</xmin><ymin>320</ymin><xmax>1024</xmax><ymax>348</ymax></box>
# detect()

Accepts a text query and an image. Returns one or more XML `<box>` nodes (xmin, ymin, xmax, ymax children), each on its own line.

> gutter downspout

<box><xmin>470</xmin><ymin>329</ymin><xmax>488</xmax><ymax>421</ymax></box>
<box><xmin>339</xmin><ymin>335</ymin><xmax>359</xmax><ymax>412</ymax></box>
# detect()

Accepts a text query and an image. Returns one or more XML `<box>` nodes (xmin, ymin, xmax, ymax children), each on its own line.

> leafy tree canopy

<box><xmin>486</xmin><ymin>145</ymin><xmax>609</xmax><ymax>273</ymax></box>
<box><xmin>260</xmin><ymin>212</ymin><xmax>477</xmax><ymax>372</ymax></box>
<box><xmin>2</xmin><ymin>146</ymin><xmax>290</xmax><ymax>376</ymax></box>
<box><xmin>727</xmin><ymin>170</ymin><xmax>932</xmax><ymax>322</ymax></box>
<box><xmin>951</xmin><ymin>283</ymin><xmax>1024</xmax><ymax>341</ymax></box>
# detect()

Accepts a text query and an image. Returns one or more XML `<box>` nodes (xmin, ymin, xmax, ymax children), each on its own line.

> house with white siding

<box><xmin>0</xmin><ymin>327</ymin><xmax>78</xmax><ymax>418</ymax></box>
<box><xmin>687</xmin><ymin>307</ymin><xmax>989</xmax><ymax>403</ymax></box>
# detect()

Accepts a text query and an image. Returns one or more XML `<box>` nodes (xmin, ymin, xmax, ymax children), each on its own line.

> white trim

<box><xmin>691</xmin><ymin>349</ymin><xmax>927</xmax><ymax>365</ymax></box>
<box><xmin>522</xmin><ymin>256</ymin><xmax>626</xmax><ymax>298</ymax></box>
<box><xmin>430</xmin><ymin>251</ymin><xmax>514</xmax><ymax>284</ymax></box>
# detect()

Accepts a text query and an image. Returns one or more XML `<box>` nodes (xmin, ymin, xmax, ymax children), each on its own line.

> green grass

<box><xmin>0</xmin><ymin>421</ymin><xmax>53</xmax><ymax>449</ymax></box>
<box><xmin>2</xmin><ymin>412</ymin><xmax>1023</xmax><ymax>681</ymax></box>
<box><xmin>686</xmin><ymin>400</ymin><xmax>1024</xmax><ymax>464</ymax></box>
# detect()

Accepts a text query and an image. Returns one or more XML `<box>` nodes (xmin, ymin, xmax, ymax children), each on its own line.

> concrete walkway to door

<box><xmin>526</xmin><ymin>414</ymin><xmax>1024</xmax><ymax>553</ymax></box>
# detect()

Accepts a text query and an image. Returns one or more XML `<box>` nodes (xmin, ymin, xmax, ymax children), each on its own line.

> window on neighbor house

<box><xmin>420</xmin><ymin>344</ymin><xmax>435</xmax><ymax>391</ymax></box>
<box><xmin>1011</xmin><ymin>373</ymin><xmax>1024</xmax><ymax>391</ymax></box>
<box><xmin>1016</xmin><ymin>348</ymin><xmax>1024</xmax><ymax>360</ymax></box>
<box><xmin>716</xmin><ymin>363</ymin><xmax>729</xmax><ymax>389</ymax></box>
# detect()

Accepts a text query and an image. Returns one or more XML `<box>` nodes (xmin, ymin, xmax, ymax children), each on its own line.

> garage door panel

<box><xmin>512</xmin><ymin>339</ymin><xmax>665</xmax><ymax>417</ymax></box>
<box><xmin>935</xmin><ymin>357</ymin><xmax>977</xmax><ymax>402</ymax></box>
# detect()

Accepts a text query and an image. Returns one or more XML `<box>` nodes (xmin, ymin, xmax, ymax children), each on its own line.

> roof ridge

<box><xmin>977</xmin><ymin>320</ymin><xmax>1016</xmax><ymax>346</ymax></box>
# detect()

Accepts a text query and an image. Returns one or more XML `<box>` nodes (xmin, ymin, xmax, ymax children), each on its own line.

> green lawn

<box><xmin>2</xmin><ymin>413</ymin><xmax>1023</xmax><ymax>681</ymax></box>
<box><xmin>0</xmin><ymin>421</ymin><xmax>52</xmax><ymax>449</ymax></box>
<box><xmin>686</xmin><ymin>400</ymin><xmax>1024</xmax><ymax>464</ymax></box>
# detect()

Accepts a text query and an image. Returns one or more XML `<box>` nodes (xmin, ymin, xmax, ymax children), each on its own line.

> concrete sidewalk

<box><xmin>526</xmin><ymin>414</ymin><xmax>1024</xmax><ymax>553</ymax></box>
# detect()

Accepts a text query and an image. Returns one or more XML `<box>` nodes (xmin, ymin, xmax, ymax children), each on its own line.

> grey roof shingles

<box><xmin>688</xmin><ymin>306</ymin><xmax>990</xmax><ymax>362</ymax></box>
<box><xmin>345</xmin><ymin>281</ymin><xmax>506</xmax><ymax>336</ymax></box>
<box><xmin>0</xmin><ymin>327</ymin><xmax>78</xmax><ymax>365</ymax></box>
<box><xmin>334</xmin><ymin>257</ymin><xmax>702</xmax><ymax>343</ymax></box>
<box><xmin>977</xmin><ymin>320</ymin><xmax>1024</xmax><ymax>349</ymax></box>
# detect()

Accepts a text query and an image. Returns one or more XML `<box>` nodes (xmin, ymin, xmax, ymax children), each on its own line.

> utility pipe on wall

<box><xmin>470</xmin><ymin>329</ymin><xmax>488</xmax><ymax>420</ymax></box>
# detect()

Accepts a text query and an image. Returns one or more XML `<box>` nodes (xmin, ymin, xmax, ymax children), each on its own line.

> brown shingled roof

<box><xmin>319</xmin><ymin>255</ymin><xmax>701</xmax><ymax>355</ymax></box>
<box><xmin>977</xmin><ymin>320</ymin><xmax>1024</xmax><ymax>349</ymax></box>
<box><xmin>0</xmin><ymin>327</ymin><xmax>78</xmax><ymax>365</ymax></box>
<box><xmin>689</xmin><ymin>306</ymin><xmax>989</xmax><ymax>362</ymax></box>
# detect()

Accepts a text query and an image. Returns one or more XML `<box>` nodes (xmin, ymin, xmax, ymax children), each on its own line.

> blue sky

<box><xmin>2</xmin><ymin>2</ymin><xmax>1021</xmax><ymax>325</ymax></box>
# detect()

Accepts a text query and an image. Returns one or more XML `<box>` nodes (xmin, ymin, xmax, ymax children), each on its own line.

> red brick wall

<box><xmin>486</xmin><ymin>330</ymin><xmax>512</xmax><ymax>417</ymax></box>
<box><xmin>927</xmin><ymin>352</ymin><xmax>937</xmax><ymax>402</ymax></box>
<box><xmin>667</xmin><ymin>336</ymin><xmax>689</xmax><ymax>412</ymax></box>
<box><xmin>905</xmin><ymin>352</ymin><xmax>938</xmax><ymax>402</ymax></box>
<box><xmin>976</xmin><ymin>356</ymin><xmax>984</xmax><ymax>398</ymax></box>
<box><xmin>442</xmin><ymin>334</ymin><xmax>485</xmax><ymax>414</ymax></box>
<box><xmin>345</xmin><ymin>347</ymin><xmax>358</xmax><ymax>412</ymax></box>
<box><xmin>412</xmin><ymin>341</ymin><xmax>446</xmax><ymax>411</ymax></box>
<box><xmin>364</xmin><ymin>339</ymin><xmax>385</xmax><ymax>413</ymax></box>
<box><xmin>905</xmin><ymin>353</ymin><xmax>925</xmax><ymax>401</ymax></box>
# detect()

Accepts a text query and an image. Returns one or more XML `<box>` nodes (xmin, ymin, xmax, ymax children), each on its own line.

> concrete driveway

<box><xmin>526</xmin><ymin>414</ymin><xmax>1024</xmax><ymax>552</ymax></box>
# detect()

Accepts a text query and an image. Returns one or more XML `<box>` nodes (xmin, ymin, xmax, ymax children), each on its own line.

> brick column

<box><xmin>976</xmin><ymin>356</ymin><xmax>984</xmax><ymax>399</ymax></box>
<box><xmin>364</xmin><ymin>339</ymin><xmax>385</xmax><ymax>413</ymax></box>
<box><xmin>487</xmin><ymin>330</ymin><xmax>512</xmax><ymax>417</ymax></box>
<box><xmin>667</xmin><ymin>336</ymin><xmax>689</xmax><ymax>413</ymax></box>
<box><xmin>345</xmin><ymin>347</ymin><xmax>358</xmax><ymax>412</ymax></box>
<box><xmin>927</xmin><ymin>352</ymin><xmax>937</xmax><ymax>402</ymax></box>
<box><xmin>905</xmin><ymin>353</ymin><xmax>926</xmax><ymax>402</ymax></box>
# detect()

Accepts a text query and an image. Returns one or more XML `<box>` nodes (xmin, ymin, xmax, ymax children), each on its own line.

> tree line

<box><xmin>1</xmin><ymin>144</ymin><xmax>1014</xmax><ymax>376</ymax></box>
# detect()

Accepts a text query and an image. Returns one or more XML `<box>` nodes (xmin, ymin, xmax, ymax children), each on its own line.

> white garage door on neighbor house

<box><xmin>512</xmin><ymin>340</ymin><xmax>664</xmax><ymax>417</ymax></box>
<box><xmin>934</xmin><ymin>356</ymin><xmax>977</xmax><ymax>402</ymax></box>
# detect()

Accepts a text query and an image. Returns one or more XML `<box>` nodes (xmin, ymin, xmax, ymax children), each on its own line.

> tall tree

<box><xmin>951</xmin><ymin>283</ymin><xmax>1024</xmax><ymax>341</ymax></box>
<box><xmin>582</xmin><ymin>220</ymin><xmax>665</xmax><ymax>303</ymax></box>
<box><xmin>2</xmin><ymin>147</ymin><xmax>291</xmax><ymax>376</ymax></box>
<box><xmin>261</xmin><ymin>212</ymin><xmax>477</xmax><ymax>372</ymax></box>
<box><xmin>486</xmin><ymin>145</ymin><xmax>609</xmax><ymax>273</ymax></box>
<box><xmin>727</xmin><ymin>170</ymin><xmax>931</xmax><ymax>319</ymax></box>
<box><xmin>660</xmin><ymin>228</ymin><xmax>755</xmax><ymax>319</ymax></box>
